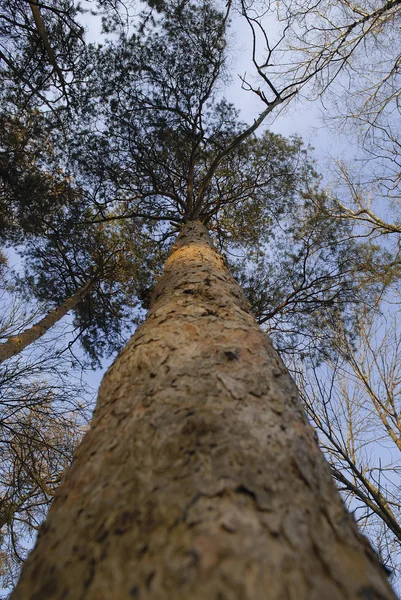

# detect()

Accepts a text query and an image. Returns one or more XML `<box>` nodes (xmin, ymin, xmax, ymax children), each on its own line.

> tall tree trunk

<box><xmin>0</xmin><ymin>280</ymin><xmax>94</xmax><ymax>364</ymax></box>
<box><xmin>11</xmin><ymin>222</ymin><xmax>395</xmax><ymax>599</ymax></box>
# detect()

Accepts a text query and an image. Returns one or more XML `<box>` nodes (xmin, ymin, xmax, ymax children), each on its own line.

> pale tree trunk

<box><xmin>11</xmin><ymin>222</ymin><xmax>396</xmax><ymax>600</ymax></box>
<box><xmin>0</xmin><ymin>280</ymin><xmax>94</xmax><ymax>364</ymax></box>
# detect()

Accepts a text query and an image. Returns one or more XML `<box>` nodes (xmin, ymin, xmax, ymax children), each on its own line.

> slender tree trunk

<box><xmin>0</xmin><ymin>280</ymin><xmax>94</xmax><ymax>363</ymax></box>
<box><xmin>28</xmin><ymin>0</ymin><xmax>68</xmax><ymax>97</ymax></box>
<box><xmin>11</xmin><ymin>222</ymin><xmax>396</xmax><ymax>600</ymax></box>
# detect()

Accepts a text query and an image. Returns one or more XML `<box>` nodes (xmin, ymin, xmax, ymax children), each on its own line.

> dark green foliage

<box><xmin>0</xmin><ymin>111</ymin><xmax>77</xmax><ymax>242</ymax></box>
<box><xmin>71</xmin><ymin>0</ymin><xmax>233</xmax><ymax>224</ymax></box>
<box><xmin>20</xmin><ymin>211</ymin><xmax>164</xmax><ymax>364</ymax></box>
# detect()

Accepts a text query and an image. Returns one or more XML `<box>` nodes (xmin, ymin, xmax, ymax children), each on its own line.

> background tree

<box><xmin>273</xmin><ymin>0</ymin><xmax>401</xmax><ymax>119</ymax></box>
<box><xmin>0</xmin><ymin>0</ymin><xmax>85</xmax><ymax>111</ymax></box>
<box><xmin>237</xmin><ymin>0</ymin><xmax>401</xmax><ymax>264</ymax></box>
<box><xmin>231</xmin><ymin>186</ymin><xmax>393</xmax><ymax>361</ymax></box>
<box><xmin>295</xmin><ymin>302</ymin><xmax>401</xmax><ymax>587</ymax></box>
<box><xmin>0</xmin><ymin>110</ymin><xmax>76</xmax><ymax>241</ymax></box>
<box><xmin>0</xmin><ymin>270</ymin><xmax>91</xmax><ymax>594</ymax></box>
<box><xmin>18</xmin><ymin>212</ymin><xmax>162</xmax><ymax>365</ymax></box>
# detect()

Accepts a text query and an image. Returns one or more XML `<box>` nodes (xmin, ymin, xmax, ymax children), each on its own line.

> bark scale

<box><xmin>0</xmin><ymin>281</ymin><xmax>94</xmax><ymax>364</ymax></box>
<box><xmin>11</xmin><ymin>222</ymin><xmax>396</xmax><ymax>600</ymax></box>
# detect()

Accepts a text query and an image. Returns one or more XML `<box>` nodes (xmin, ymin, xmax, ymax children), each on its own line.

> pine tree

<box><xmin>7</xmin><ymin>1</ymin><xmax>399</xmax><ymax>597</ymax></box>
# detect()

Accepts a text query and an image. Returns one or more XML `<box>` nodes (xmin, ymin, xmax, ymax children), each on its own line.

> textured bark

<box><xmin>11</xmin><ymin>222</ymin><xmax>396</xmax><ymax>600</ymax></box>
<box><xmin>0</xmin><ymin>281</ymin><xmax>94</xmax><ymax>364</ymax></box>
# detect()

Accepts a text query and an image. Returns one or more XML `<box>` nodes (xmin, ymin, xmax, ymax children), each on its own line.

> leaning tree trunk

<box><xmin>11</xmin><ymin>222</ymin><xmax>395</xmax><ymax>600</ymax></box>
<box><xmin>0</xmin><ymin>280</ymin><xmax>94</xmax><ymax>364</ymax></box>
